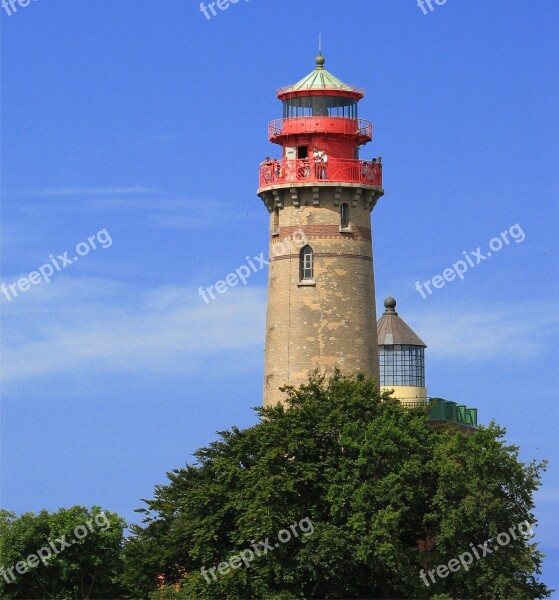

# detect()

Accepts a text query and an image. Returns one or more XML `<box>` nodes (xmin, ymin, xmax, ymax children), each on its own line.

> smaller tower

<box><xmin>377</xmin><ymin>296</ymin><xmax>427</xmax><ymax>403</ymax></box>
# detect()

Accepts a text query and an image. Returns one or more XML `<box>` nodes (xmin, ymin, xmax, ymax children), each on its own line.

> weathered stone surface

<box><xmin>262</xmin><ymin>184</ymin><xmax>381</xmax><ymax>406</ymax></box>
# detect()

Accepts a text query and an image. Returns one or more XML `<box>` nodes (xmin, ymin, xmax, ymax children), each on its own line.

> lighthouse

<box><xmin>258</xmin><ymin>54</ymin><xmax>384</xmax><ymax>406</ymax></box>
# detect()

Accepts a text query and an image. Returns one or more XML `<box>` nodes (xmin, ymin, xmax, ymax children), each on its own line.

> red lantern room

<box><xmin>258</xmin><ymin>53</ymin><xmax>383</xmax><ymax>190</ymax></box>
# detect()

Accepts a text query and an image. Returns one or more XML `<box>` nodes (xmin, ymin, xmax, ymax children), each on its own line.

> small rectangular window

<box><xmin>272</xmin><ymin>207</ymin><xmax>279</xmax><ymax>235</ymax></box>
<box><xmin>302</xmin><ymin>254</ymin><xmax>313</xmax><ymax>279</ymax></box>
<box><xmin>300</xmin><ymin>245</ymin><xmax>313</xmax><ymax>281</ymax></box>
<box><xmin>340</xmin><ymin>203</ymin><xmax>350</xmax><ymax>229</ymax></box>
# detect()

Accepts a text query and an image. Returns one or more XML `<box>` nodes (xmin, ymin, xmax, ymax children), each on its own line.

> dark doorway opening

<box><xmin>297</xmin><ymin>146</ymin><xmax>308</xmax><ymax>159</ymax></box>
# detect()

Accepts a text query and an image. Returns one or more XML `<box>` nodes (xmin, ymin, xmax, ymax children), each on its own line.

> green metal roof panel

<box><xmin>277</xmin><ymin>54</ymin><xmax>364</xmax><ymax>96</ymax></box>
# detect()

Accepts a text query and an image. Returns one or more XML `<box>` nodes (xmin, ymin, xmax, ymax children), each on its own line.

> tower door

<box><xmin>297</xmin><ymin>146</ymin><xmax>308</xmax><ymax>159</ymax></box>
<box><xmin>285</xmin><ymin>146</ymin><xmax>297</xmax><ymax>160</ymax></box>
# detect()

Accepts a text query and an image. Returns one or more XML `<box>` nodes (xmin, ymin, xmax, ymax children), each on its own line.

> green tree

<box><xmin>0</xmin><ymin>505</ymin><xmax>126</xmax><ymax>600</ymax></box>
<box><xmin>123</xmin><ymin>373</ymin><xmax>551</xmax><ymax>599</ymax></box>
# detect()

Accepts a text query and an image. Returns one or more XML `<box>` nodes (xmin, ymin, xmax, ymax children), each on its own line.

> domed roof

<box><xmin>277</xmin><ymin>54</ymin><xmax>364</xmax><ymax>99</ymax></box>
<box><xmin>377</xmin><ymin>296</ymin><xmax>427</xmax><ymax>347</ymax></box>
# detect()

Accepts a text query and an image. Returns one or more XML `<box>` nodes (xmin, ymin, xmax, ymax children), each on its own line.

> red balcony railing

<box><xmin>269</xmin><ymin>117</ymin><xmax>372</xmax><ymax>141</ymax></box>
<box><xmin>258</xmin><ymin>158</ymin><xmax>382</xmax><ymax>188</ymax></box>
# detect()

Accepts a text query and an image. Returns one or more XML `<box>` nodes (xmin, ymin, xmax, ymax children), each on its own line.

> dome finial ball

<box><xmin>384</xmin><ymin>296</ymin><xmax>397</xmax><ymax>310</ymax></box>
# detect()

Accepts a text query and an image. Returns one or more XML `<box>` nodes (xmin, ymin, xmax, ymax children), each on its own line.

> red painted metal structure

<box><xmin>258</xmin><ymin>54</ymin><xmax>383</xmax><ymax>192</ymax></box>
<box><xmin>269</xmin><ymin>117</ymin><xmax>372</xmax><ymax>147</ymax></box>
<box><xmin>259</xmin><ymin>158</ymin><xmax>382</xmax><ymax>187</ymax></box>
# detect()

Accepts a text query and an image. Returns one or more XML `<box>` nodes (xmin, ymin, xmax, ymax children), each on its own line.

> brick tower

<box><xmin>258</xmin><ymin>54</ymin><xmax>384</xmax><ymax>406</ymax></box>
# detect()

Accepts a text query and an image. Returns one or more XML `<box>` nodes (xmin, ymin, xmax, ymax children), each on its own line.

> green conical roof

<box><xmin>277</xmin><ymin>54</ymin><xmax>364</xmax><ymax>97</ymax></box>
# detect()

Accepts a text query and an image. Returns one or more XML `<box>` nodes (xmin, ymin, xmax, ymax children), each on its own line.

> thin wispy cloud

<box><xmin>84</xmin><ymin>196</ymin><xmax>247</xmax><ymax>228</ymax></box>
<box><xmin>147</xmin><ymin>213</ymin><xmax>217</xmax><ymax>229</ymax></box>
<box><xmin>409</xmin><ymin>303</ymin><xmax>559</xmax><ymax>361</ymax></box>
<box><xmin>84</xmin><ymin>197</ymin><xmax>223</xmax><ymax>212</ymax></box>
<box><xmin>3</xmin><ymin>184</ymin><xmax>244</xmax><ymax>230</ymax></box>
<box><xmin>1</xmin><ymin>277</ymin><xmax>266</xmax><ymax>384</ymax></box>
<box><xmin>3</xmin><ymin>279</ymin><xmax>557</xmax><ymax>387</ymax></box>
<box><xmin>28</xmin><ymin>185</ymin><xmax>159</xmax><ymax>197</ymax></box>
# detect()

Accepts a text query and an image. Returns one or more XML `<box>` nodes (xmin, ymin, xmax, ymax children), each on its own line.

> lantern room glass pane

<box><xmin>283</xmin><ymin>96</ymin><xmax>358</xmax><ymax>119</ymax></box>
<box><xmin>378</xmin><ymin>345</ymin><xmax>425</xmax><ymax>387</ymax></box>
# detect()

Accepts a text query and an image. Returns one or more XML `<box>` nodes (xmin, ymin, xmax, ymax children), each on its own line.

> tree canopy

<box><xmin>123</xmin><ymin>373</ymin><xmax>551</xmax><ymax>599</ymax></box>
<box><xmin>0</xmin><ymin>505</ymin><xmax>126</xmax><ymax>600</ymax></box>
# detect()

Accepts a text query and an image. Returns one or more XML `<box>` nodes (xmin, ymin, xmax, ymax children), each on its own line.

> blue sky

<box><xmin>1</xmin><ymin>0</ymin><xmax>558</xmax><ymax>591</ymax></box>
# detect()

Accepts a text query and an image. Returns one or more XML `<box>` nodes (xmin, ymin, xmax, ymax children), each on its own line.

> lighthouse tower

<box><xmin>258</xmin><ymin>54</ymin><xmax>384</xmax><ymax>406</ymax></box>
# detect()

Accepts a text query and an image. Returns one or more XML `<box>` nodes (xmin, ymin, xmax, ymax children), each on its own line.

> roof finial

<box><xmin>384</xmin><ymin>295</ymin><xmax>397</xmax><ymax>313</ymax></box>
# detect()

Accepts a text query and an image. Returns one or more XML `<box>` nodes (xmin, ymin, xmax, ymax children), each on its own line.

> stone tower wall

<box><xmin>261</xmin><ymin>183</ymin><xmax>381</xmax><ymax>406</ymax></box>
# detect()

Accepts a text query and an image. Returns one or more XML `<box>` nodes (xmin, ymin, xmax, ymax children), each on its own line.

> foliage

<box><xmin>122</xmin><ymin>373</ymin><xmax>551</xmax><ymax>599</ymax></box>
<box><xmin>0</xmin><ymin>505</ymin><xmax>126</xmax><ymax>600</ymax></box>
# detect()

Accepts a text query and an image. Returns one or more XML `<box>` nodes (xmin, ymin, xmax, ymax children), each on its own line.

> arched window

<box><xmin>340</xmin><ymin>203</ymin><xmax>349</xmax><ymax>229</ymax></box>
<box><xmin>300</xmin><ymin>245</ymin><xmax>313</xmax><ymax>281</ymax></box>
